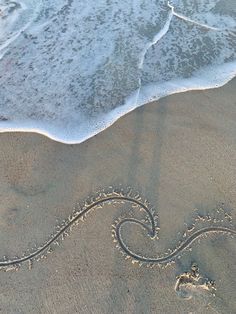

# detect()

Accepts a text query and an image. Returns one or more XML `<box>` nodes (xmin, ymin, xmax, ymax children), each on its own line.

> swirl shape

<box><xmin>0</xmin><ymin>193</ymin><xmax>235</xmax><ymax>269</ymax></box>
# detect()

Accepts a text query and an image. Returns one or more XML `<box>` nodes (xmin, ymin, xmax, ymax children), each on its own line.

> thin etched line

<box><xmin>0</xmin><ymin>195</ymin><xmax>155</xmax><ymax>267</ymax></box>
<box><xmin>115</xmin><ymin>222</ymin><xmax>236</xmax><ymax>263</ymax></box>
<box><xmin>0</xmin><ymin>193</ymin><xmax>235</xmax><ymax>269</ymax></box>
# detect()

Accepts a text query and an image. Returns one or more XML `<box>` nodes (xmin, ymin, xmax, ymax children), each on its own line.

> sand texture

<box><xmin>0</xmin><ymin>79</ymin><xmax>236</xmax><ymax>313</ymax></box>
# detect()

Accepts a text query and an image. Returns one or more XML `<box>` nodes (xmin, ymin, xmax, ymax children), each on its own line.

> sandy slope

<box><xmin>0</xmin><ymin>79</ymin><xmax>235</xmax><ymax>313</ymax></box>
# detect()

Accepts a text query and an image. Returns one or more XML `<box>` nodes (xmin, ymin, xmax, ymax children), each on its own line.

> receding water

<box><xmin>0</xmin><ymin>0</ymin><xmax>235</xmax><ymax>143</ymax></box>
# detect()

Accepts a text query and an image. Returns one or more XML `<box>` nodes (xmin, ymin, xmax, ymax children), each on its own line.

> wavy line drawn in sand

<box><xmin>0</xmin><ymin>187</ymin><xmax>235</xmax><ymax>276</ymax></box>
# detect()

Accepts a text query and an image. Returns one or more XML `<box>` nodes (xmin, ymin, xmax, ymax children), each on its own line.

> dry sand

<box><xmin>0</xmin><ymin>79</ymin><xmax>236</xmax><ymax>313</ymax></box>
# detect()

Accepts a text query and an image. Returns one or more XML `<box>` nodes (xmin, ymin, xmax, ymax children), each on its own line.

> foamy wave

<box><xmin>0</xmin><ymin>0</ymin><xmax>235</xmax><ymax>143</ymax></box>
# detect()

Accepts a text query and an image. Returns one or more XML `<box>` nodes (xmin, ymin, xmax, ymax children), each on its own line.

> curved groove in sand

<box><xmin>0</xmin><ymin>196</ymin><xmax>155</xmax><ymax>267</ymax></box>
<box><xmin>116</xmin><ymin>222</ymin><xmax>236</xmax><ymax>263</ymax></box>
<box><xmin>0</xmin><ymin>195</ymin><xmax>235</xmax><ymax>268</ymax></box>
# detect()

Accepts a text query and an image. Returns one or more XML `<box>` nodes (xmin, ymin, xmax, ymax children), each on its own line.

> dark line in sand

<box><xmin>116</xmin><ymin>223</ymin><xmax>236</xmax><ymax>263</ymax></box>
<box><xmin>0</xmin><ymin>196</ymin><xmax>154</xmax><ymax>267</ymax></box>
<box><xmin>0</xmin><ymin>195</ymin><xmax>235</xmax><ymax>267</ymax></box>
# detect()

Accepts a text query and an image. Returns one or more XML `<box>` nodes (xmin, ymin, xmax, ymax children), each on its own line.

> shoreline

<box><xmin>0</xmin><ymin>79</ymin><xmax>236</xmax><ymax>313</ymax></box>
<box><xmin>0</xmin><ymin>73</ymin><xmax>235</xmax><ymax>145</ymax></box>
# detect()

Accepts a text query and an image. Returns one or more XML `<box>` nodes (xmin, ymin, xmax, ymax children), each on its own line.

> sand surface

<box><xmin>0</xmin><ymin>79</ymin><xmax>236</xmax><ymax>313</ymax></box>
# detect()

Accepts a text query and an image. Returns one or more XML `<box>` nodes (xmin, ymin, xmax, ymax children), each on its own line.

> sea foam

<box><xmin>0</xmin><ymin>0</ymin><xmax>235</xmax><ymax>143</ymax></box>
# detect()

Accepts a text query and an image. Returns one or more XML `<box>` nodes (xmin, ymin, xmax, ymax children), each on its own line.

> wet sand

<box><xmin>0</xmin><ymin>79</ymin><xmax>236</xmax><ymax>313</ymax></box>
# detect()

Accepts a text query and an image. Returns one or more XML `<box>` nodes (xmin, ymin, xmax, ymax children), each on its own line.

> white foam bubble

<box><xmin>0</xmin><ymin>0</ymin><xmax>235</xmax><ymax>143</ymax></box>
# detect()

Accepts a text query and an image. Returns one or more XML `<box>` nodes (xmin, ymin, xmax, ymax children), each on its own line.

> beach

<box><xmin>0</xmin><ymin>79</ymin><xmax>235</xmax><ymax>313</ymax></box>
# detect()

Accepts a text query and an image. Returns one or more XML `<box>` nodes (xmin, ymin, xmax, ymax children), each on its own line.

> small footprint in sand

<box><xmin>175</xmin><ymin>262</ymin><xmax>216</xmax><ymax>300</ymax></box>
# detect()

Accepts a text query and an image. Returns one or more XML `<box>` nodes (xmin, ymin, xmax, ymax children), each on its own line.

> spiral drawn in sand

<box><xmin>0</xmin><ymin>187</ymin><xmax>235</xmax><ymax>271</ymax></box>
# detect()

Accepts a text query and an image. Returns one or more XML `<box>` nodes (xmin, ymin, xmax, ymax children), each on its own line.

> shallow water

<box><xmin>0</xmin><ymin>0</ymin><xmax>235</xmax><ymax>143</ymax></box>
